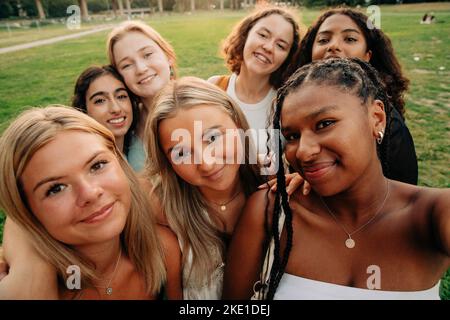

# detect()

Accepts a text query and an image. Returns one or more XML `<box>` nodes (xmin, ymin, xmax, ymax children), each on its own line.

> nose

<box><xmin>296</xmin><ymin>132</ymin><xmax>320</xmax><ymax>163</ymax></box>
<box><xmin>197</xmin><ymin>149</ymin><xmax>218</xmax><ymax>174</ymax></box>
<box><xmin>262</xmin><ymin>39</ymin><xmax>274</xmax><ymax>53</ymax></box>
<box><xmin>327</xmin><ymin>38</ymin><xmax>341</xmax><ymax>53</ymax></box>
<box><xmin>135</xmin><ymin>58</ymin><xmax>148</xmax><ymax>74</ymax></box>
<box><xmin>108</xmin><ymin>99</ymin><xmax>121</xmax><ymax>114</ymax></box>
<box><xmin>76</xmin><ymin>177</ymin><xmax>103</xmax><ymax>208</ymax></box>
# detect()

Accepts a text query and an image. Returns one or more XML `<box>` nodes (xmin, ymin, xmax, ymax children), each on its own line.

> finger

<box><xmin>303</xmin><ymin>181</ymin><xmax>311</xmax><ymax>196</ymax></box>
<box><xmin>258</xmin><ymin>179</ymin><xmax>276</xmax><ymax>189</ymax></box>
<box><xmin>270</xmin><ymin>183</ymin><xmax>278</xmax><ymax>193</ymax></box>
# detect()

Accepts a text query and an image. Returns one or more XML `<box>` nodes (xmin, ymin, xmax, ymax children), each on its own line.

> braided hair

<box><xmin>296</xmin><ymin>8</ymin><xmax>409</xmax><ymax>118</ymax></box>
<box><xmin>265</xmin><ymin>58</ymin><xmax>392</xmax><ymax>299</ymax></box>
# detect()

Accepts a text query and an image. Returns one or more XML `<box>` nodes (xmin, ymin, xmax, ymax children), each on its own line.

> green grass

<box><xmin>0</xmin><ymin>4</ymin><xmax>449</xmax><ymax>299</ymax></box>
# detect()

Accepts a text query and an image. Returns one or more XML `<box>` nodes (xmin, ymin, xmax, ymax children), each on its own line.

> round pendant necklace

<box><xmin>320</xmin><ymin>180</ymin><xmax>390</xmax><ymax>249</ymax></box>
<box><xmin>209</xmin><ymin>189</ymin><xmax>241</xmax><ymax>211</ymax></box>
<box><xmin>95</xmin><ymin>246</ymin><xmax>122</xmax><ymax>295</ymax></box>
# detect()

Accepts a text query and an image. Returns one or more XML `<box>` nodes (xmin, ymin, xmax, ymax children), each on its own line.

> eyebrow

<box><xmin>281</xmin><ymin>105</ymin><xmax>339</xmax><ymax>131</ymax></box>
<box><xmin>203</xmin><ymin>125</ymin><xmax>223</xmax><ymax>136</ymax></box>
<box><xmin>32</xmin><ymin>150</ymin><xmax>105</xmax><ymax>193</ymax></box>
<box><xmin>117</xmin><ymin>45</ymin><xmax>154</xmax><ymax>65</ymax></box>
<box><xmin>89</xmin><ymin>88</ymin><xmax>127</xmax><ymax>101</ymax></box>
<box><xmin>317</xmin><ymin>28</ymin><xmax>361</xmax><ymax>35</ymax></box>
<box><xmin>259</xmin><ymin>27</ymin><xmax>290</xmax><ymax>45</ymax></box>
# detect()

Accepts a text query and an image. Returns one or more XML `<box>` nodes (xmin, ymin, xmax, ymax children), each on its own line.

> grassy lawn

<box><xmin>0</xmin><ymin>3</ymin><xmax>449</xmax><ymax>298</ymax></box>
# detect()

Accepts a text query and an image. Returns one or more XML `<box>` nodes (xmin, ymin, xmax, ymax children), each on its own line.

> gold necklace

<box><xmin>95</xmin><ymin>246</ymin><xmax>122</xmax><ymax>295</ymax></box>
<box><xmin>320</xmin><ymin>180</ymin><xmax>390</xmax><ymax>249</ymax></box>
<box><xmin>208</xmin><ymin>189</ymin><xmax>242</xmax><ymax>211</ymax></box>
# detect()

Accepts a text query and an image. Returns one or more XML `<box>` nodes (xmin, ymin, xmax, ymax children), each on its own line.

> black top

<box><xmin>385</xmin><ymin>107</ymin><xmax>418</xmax><ymax>185</ymax></box>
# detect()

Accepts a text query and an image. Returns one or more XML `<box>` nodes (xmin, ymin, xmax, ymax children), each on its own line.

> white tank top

<box><xmin>274</xmin><ymin>273</ymin><xmax>441</xmax><ymax>300</ymax></box>
<box><xmin>226</xmin><ymin>73</ymin><xmax>277</xmax><ymax>162</ymax></box>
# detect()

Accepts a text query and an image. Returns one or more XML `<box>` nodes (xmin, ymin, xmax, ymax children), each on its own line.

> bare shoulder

<box><xmin>393</xmin><ymin>181</ymin><xmax>450</xmax><ymax>255</ymax></box>
<box><xmin>207</xmin><ymin>75</ymin><xmax>221</xmax><ymax>85</ymax></box>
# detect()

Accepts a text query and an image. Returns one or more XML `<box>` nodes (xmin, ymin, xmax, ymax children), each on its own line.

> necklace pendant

<box><xmin>345</xmin><ymin>238</ymin><xmax>355</xmax><ymax>249</ymax></box>
<box><xmin>220</xmin><ymin>205</ymin><xmax>226</xmax><ymax>211</ymax></box>
<box><xmin>106</xmin><ymin>287</ymin><xmax>113</xmax><ymax>295</ymax></box>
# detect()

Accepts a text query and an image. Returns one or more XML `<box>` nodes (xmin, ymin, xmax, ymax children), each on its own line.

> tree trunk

<box><xmin>35</xmin><ymin>0</ymin><xmax>45</xmax><ymax>19</ymax></box>
<box><xmin>125</xmin><ymin>0</ymin><xmax>131</xmax><ymax>16</ymax></box>
<box><xmin>78</xmin><ymin>0</ymin><xmax>89</xmax><ymax>20</ymax></box>
<box><xmin>220</xmin><ymin>0</ymin><xmax>224</xmax><ymax>10</ymax></box>
<box><xmin>190</xmin><ymin>0</ymin><xmax>195</xmax><ymax>12</ymax></box>
<box><xmin>118</xmin><ymin>0</ymin><xmax>124</xmax><ymax>16</ymax></box>
<box><xmin>157</xmin><ymin>0</ymin><xmax>163</xmax><ymax>13</ymax></box>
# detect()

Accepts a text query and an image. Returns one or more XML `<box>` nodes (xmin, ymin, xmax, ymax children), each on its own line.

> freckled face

<box><xmin>242</xmin><ymin>14</ymin><xmax>294</xmax><ymax>76</ymax></box>
<box><xmin>21</xmin><ymin>131</ymin><xmax>131</xmax><ymax>246</ymax></box>
<box><xmin>312</xmin><ymin>14</ymin><xmax>372</xmax><ymax>62</ymax></box>
<box><xmin>282</xmin><ymin>85</ymin><xmax>377</xmax><ymax>196</ymax></box>
<box><xmin>113</xmin><ymin>31</ymin><xmax>172</xmax><ymax>99</ymax></box>
<box><xmin>158</xmin><ymin>105</ymin><xmax>243</xmax><ymax>193</ymax></box>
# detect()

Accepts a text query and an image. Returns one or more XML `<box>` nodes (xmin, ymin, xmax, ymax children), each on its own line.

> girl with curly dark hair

<box><xmin>296</xmin><ymin>8</ymin><xmax>418</xmax><ymax>185</ymax></box>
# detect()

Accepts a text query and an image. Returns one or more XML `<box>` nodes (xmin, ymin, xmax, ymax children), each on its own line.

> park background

<box><xmin>0</xmin><ymin>0</ymin><xmax>449</xmax><ymax>299</ymax></box>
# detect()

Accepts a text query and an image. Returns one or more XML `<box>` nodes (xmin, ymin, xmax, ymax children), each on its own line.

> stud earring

<box><xmin>377</xmin><ymin>130</ymin><xmax>384</xmax><ymax>144</ymax></box>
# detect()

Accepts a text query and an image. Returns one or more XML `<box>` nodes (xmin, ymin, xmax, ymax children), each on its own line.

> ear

<box><xmin>369</xmin><ymin>99</ymin><xmax>386</xmax><ymax>139</ymax></box>
<box><xmin>364</xmin><ymin>50</ymin><xmax>372</xmax><ymax>62</ymax></box>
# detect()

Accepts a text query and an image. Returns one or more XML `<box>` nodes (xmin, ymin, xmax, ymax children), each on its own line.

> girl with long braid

<box><xmin>296</xmin><ymin>8</ymin><xmax>418</xmax><ymax>185</ymax></box>
<box><xmin>223</xmin><ymin>59</ymin><xmax>449</xmax><ymax>300</ymax></box>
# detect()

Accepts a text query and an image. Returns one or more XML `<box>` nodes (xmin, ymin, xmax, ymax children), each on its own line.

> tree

<box><xmin>35</xmin><ymin>0</ymin><xmax>45</xmax><ymax>19</ymax></box>
<box><xmin>157</xmin><ymin>0</ymin><xmax>163</xmax><ymax>12</ymax></box>
<box><xmin>78</xmin><ymin>0</ymin><xmax>89</xmax><ymax>20</ymax></box>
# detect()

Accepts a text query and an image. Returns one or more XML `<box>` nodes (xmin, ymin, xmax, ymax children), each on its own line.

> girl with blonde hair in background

<box><xmin>107</xmin><ymin>20</ymin><xmax>177</xmax><ymax>171</ymax></box>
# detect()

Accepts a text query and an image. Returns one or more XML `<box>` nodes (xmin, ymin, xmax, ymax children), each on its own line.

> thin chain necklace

<box><xmin>320</xmin><ymin>180</ymin><xmax>390</xmax><ymax>249</ymax></box>
<box><xmin>95</xmin><ymin>246</ymin><xmax>122</xmax><ymax>295</ymax></box>
<box><xmin>208</xmin><ymin>188</ymin><xmax>242</xmax><ymax>211</ymax></box>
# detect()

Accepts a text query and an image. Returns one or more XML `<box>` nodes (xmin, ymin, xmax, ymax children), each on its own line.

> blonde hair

<box><xmin>107</xmin><ymin>20</ymin><xmax>177</xmax><ymax>78</ymax></box>
<box><xmin>0</xmin><ymin>106</ymin><xmax>166</xmax><ymax>295</ymax></box>
<box><xmin>144</xmin><ymin>77</ymin><xmax>262</xmax><ymax>286</ymax></box>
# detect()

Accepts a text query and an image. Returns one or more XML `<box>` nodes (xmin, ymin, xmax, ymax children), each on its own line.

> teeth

<box><xmin>255</xmin><ymin>53</ymin><xmax>270</xmax><ymax>64</ymax></box>
<box><xmin>139</xmin><ymin>75</ymin><xmax>155</xmax><ymax>84</ymax></box>
<box><xmin>108</xmin><ymin>117</ymin><xmax>125</xmax><ymax>124</ymax></box>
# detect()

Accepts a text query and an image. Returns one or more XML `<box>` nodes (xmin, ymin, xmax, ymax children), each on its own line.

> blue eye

<box><xmin>171</xmin><ymin>148</ymin><xmax>191</xmax><ymax>162</ymax></box>
<box><xmin>90</xmin><ymin>160</ymin><xmax>108</xmax><ymax>172</ymax></box>
<box><xmin>46</xmin><ymin>183</ymin><xmax>66</xmax><ymax>197</ymax></box>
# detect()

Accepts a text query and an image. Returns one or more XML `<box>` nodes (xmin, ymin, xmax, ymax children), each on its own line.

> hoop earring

<box><xmin>169</xmin><ymin>66</ymin><xmax>174</xmax><ymax>78</ymax></box>
<box><xmin>377</xmin><ymin>130</ymin><xmax>384</xmax><ymax>145</ymax></box>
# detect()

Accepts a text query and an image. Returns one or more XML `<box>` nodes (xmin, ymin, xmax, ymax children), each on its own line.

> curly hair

<box><xmin>71</xmin><ymin>65</ymin><xmax>139</xmax><ymax>156</ymax></box>
<box><xmin>296</xmin><ymin>8</ymin><xmax>409</xmax><ymax>118</ymax></box>
<box><xmin>266</xmin><ymin>58</ymin><xmax>393</xmax><ymax>299</ymax></box>
<box><xmin>222</xmin><ymin>5</ymin><xmax>301</xmax><ymax>89</ymax></box>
